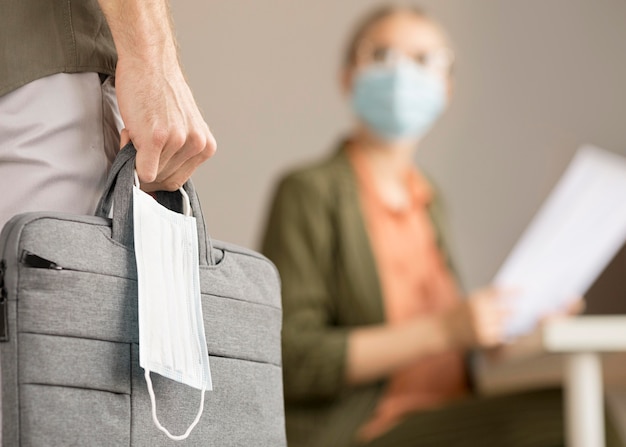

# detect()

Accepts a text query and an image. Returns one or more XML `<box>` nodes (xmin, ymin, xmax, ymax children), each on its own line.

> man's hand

<box><xmin>98</xmin><ymin>0</ymin><xmax>216</xmax><ymax>191</ymax></box>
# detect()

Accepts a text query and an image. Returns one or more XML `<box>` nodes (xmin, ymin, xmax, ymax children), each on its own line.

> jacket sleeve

<box><xmin>261</xmin><ymin>174</ymin><xmax>349</xmax><ymax>403</ymax></box>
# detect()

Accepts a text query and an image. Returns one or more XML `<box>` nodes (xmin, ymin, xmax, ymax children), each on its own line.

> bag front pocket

<box><xmin>19</xmin><ymin>333</ymin><xmax>131</xmax><ymax>446</ymax></box>
<box><xmin>20</xmin><ymin>384</ymin><xmax>130</xmax><ymax>446</ymax></box>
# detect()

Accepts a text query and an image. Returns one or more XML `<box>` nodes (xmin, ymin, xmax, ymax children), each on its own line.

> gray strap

<box><xmin>95</xmin><ymin>144</ymin><xmax>214</xmax><ymax>266</ymax></box>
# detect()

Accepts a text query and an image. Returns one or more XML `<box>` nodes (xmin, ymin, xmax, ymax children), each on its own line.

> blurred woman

<box><xmin>262</xmin><ymin>5</ymin><xmax>584</xmax><ymax>447</ymax></box>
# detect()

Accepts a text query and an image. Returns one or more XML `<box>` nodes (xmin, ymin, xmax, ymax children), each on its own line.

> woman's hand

<box><xmin>346</xmin><ymin>288</ymin><xmax>512</xmax><ymax>385</ymax></box>
<box><xmin>540</xmin><ymin>297</ymin><xmax>586</xmax><ymax>323</ymax></box>
<box><xmin>441</xmin><ymin>287</ymin><xmax>511</xmax><ymax>349</ymax></box>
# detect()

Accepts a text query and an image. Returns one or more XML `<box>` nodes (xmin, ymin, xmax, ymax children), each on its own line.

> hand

<box><xmin>116</xmin><ymin>60</ymin><xmax>217</xmax><ymax>192</ymax></box>
<box><xmin>98</xmin><ymin>0</ymin><xmax>217</xmax><ymax>192</ymax></box>
<box><xmin>442</xmin><ymin>287</ymin><xmax>510</xmax><ymax>349</ymax></box>
<box><xmin>540</xmin><ymin>297</ymin><xmax>586</xmax><ymax>323</ymax></box>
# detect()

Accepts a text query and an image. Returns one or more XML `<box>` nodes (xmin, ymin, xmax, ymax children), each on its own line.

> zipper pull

<box><xmin>20</xmin><ymin>251</ymin><xmax>63</xmax><ymax>270</ymax></box>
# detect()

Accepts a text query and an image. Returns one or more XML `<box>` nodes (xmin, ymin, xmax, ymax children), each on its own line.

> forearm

<box><xmin>96</xmin><ymin>0</ymin><xmax>215</xmax><ymax>187</ymax></box>
<box><xmin>345</xmin><ymin>316</ymin><xmax>452</xmax><ymax>386</ymax></box>
<box><xmin>97</xmin><ymin>0</ymin><xmax>178</xmax><ymax>66</ymax></box>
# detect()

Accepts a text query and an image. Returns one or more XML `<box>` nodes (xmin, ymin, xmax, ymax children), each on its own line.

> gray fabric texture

<box><xmin>0</xmin><ymin>145</ymin><xmax>286</xmax><ymax>446</ymax></box>
<box><xmin>21</xmin><ymin>385</ymin><xmax>130</xmax><ymax>446</ymax></box>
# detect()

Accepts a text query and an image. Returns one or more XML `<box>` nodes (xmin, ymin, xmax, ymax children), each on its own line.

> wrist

<box><xmin>407</xmin><ymin>316</ymin><xmax>454</xmax><ymax>355</ymax></box>
<box><xmin>114</xmin><ymin>27</ymin><xmax>179</xmax><ymax>68</ymax></box>
<box><xmin>435</xmin><ymin>312</ymin><xmax>464</xmax><ymax>351</ymax></box>
<box><xmin>116</xmin><ymin>48</ymin><xmax>182</xmax><ymax>82</ymax></box>
<box><xmin>436</xmin><ymin>315</ymin><xmax>457</xmax><ymax>351</ymax></box>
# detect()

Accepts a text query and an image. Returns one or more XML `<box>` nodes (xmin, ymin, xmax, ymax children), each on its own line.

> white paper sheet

<box><xmin>493</xmin><ymin>146</ymin><xmax>626</xmax><ymax>338</ymax></box>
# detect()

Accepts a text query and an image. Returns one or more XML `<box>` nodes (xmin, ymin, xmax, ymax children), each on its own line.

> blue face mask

<box><xmin>351</xmin><ymin>60</ymin><xmax>447</xmax><ymax>142</ymax></box>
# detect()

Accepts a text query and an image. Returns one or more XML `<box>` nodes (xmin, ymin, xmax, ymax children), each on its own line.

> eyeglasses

<box><xmin>356</xmin><ymin>43</ymin><xmax>455</xmax><ymax>77</ymax></box>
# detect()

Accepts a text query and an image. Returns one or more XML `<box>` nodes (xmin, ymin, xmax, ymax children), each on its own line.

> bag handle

<box><xmin>95</xmin><ymin>143</ymin><xmax>215</xmax><ymax>266</ymax></box>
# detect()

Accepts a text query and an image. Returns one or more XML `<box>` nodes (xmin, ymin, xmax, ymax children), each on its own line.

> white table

<box><xmin>474</xmin><ymin>316</ymin><xmax>626</xmax><ymax>447</ymax></box>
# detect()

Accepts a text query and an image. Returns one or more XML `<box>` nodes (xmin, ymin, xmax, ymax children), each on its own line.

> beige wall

<box><xmin>171</xmin><ymin>0</ymin><xmax>626</xmax><ymax>291</ymax></box>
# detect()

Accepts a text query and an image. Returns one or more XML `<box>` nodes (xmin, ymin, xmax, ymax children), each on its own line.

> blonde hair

<box><xmin>343</xmin><ymin>4</ymin><xmax>428</xmax><ymax>69</ymax></box>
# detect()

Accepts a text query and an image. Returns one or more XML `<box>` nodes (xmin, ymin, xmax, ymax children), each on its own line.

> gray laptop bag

<box><xmin>0</xmin><ymin>145</ymin><xmax>286</xmax><ymax>446</ymax></box>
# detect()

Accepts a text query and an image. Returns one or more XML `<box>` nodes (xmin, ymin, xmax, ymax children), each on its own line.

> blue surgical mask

<box><xmin>351</xmin><ymin>59</ymin><xmax>447</xmax><ymax>142</ymax></box>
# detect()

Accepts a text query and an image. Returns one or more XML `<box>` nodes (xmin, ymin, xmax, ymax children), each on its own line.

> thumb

<box><xmin>119</xmin><ymin>129</ymin><xmax>158</xmax><ymax>183</ymax></box>
<box><xmin>134</xmin><ymin>146</ymin><xmax>159</xmax><ymax>184</ymax></box>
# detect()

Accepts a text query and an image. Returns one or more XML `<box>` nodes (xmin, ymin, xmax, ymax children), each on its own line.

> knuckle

<box><xmin>186</xmin><ymin>131</ymin><xmax>207</xmax><ymax>156</ymax></box>
<box><xmin>168</xmin><ymin>130</ymin><xmax>186</xmax><ymax>151</ymax></box>
<box><xmin>199</xmin><ymin>146</ymin><xmax>213</xmax><ymax>163</ymax></box>
<box><xmin>151</xmin><ymin>128</ymin><xmax>169</xmax><ymax>148</ymax></box>
<box><xmin>206</xmin><ymin>133</ymin><xmax>217</xmax><ymax>157</ymax></box>
<box><xmin>194</xmin><ymin>131</ymin><xmax>217</xmax><ymax>163</ymax></box>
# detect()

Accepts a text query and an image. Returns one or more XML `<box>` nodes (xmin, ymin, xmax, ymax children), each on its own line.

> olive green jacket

<box><xmin>261</xmin><ymin>146</ymin><xmax>458</xmax><ymax>447</ymax></box>
<box><xmin>1</xmin><ymin>0</ymin><xmax>116</xmax><ymax>96</ymax></box>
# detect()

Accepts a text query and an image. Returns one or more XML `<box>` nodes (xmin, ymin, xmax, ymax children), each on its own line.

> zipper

<box><xmin>20</xmin><ymin>250</ymin><xmax>129</xmax><ymax>279</ymax></box>
<box><xmin>0</xmin><ymin>251</ymin><xmax>66</xmax><ymax>342</ymax></box>
<box><xmin>21</xmin><ymin>250</ymin><xmax>64</xmax><ymax>270</ymax></box>
<box><xmin>0</xmin><ymin>259</ymin><xmax>8</xmax><ymax>342</ymax></box>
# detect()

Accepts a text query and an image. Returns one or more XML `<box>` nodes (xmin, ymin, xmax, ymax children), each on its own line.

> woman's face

<box><xmin>344</xmin><ymin>12</ymin><xmax>453</xmax><ymax>95</ymax></box>
<box><xmin>343</xmin><ymin>12</ymin><xmax>454</xmax><ymax>144</ymax></box>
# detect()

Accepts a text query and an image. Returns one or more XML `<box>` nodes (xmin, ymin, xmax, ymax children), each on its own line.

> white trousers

<box><xmin>0</xmin><ymin>72</ymin><xmax>123</xmax><ymax>231</ymax></box>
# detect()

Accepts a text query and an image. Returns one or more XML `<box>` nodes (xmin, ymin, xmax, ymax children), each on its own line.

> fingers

<box><xmin>458</xmin><ymin>287</ymin><xmax>518</xmax><ymax>348</ymax></box>
<box><xmin>115</xmin><ymin>62</ymin><xmax>218</xmax><ymax>186</ymax></box>
<box><xmin>458</xmin><ymin>289</ymin><xmax>585</xmax><ymax>350</ymax></box>
<box><xmin>158</xmin><ymin>125</ymin><xmax>216</xmax><ymax>182</ymax></box>
<box><xmin>539</xmin><ymin>297</ymin><xmax>586</xmax><ymax>325</ymax></box>
<box><xmin>566</xmin><ymin>297</ymin><xmax>586</xmax><ymax>315</ymax></box>
<box><xmin>134</xmin><ymin>130</ymin><xmax>166</xmax><ymax>183</ymax></box>
<box><xmin>467</xmin><ymin>287</ymin><xmax>511</xmax><ymax>348</ymax></box>
<box><xmin>141</xmin><ymin>149</ymin><xmax>212</xmax><ymax>192</ymax></box>
<box><xmin>129</xmin><ymin>123</ymin><xmax>217</xmax><ymax>188</ymax></box>
<box><xmin>442</xmin><ymin>288</ymin><xmax>509</xmax><ymax>350</ymax></box>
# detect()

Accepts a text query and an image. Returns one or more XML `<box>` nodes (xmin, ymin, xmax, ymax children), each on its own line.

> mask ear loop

<box><xmin>179</xmin><ymin>186</ymin><xmax>193</xmax><ymax>217</ymax></box>
<box><xmin>145</xmin><ymin>370</ymin><xmax>206</xmax><ymax>441</ymax></box>
<box><xmin>133</xmin><ymin>170</ymin><xmax>192</xmax><ymax>217</ymax></box>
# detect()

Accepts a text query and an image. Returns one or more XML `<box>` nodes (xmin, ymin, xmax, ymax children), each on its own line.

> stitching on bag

<box><xmin>129</xmin><ymin>343</ymin><xmax>133</xmax><ymax>446</ymax></box>
<box><xmin>16</xmin><ymin>214</ymin><xmax>134</xmax><ymax>254</ymax></box>
<box><xmin>20</xmin><ymin>382</ymin><xmax>130</xmax><ymax>396</ymax></box>
<box><xmin>20</xmin><ymin>267</ymin><xmax>137</xmax><ymax>282</ymax></box>
<box><xmin>196</xmin><ymin>353</ymin><xmax>282</xmax><ymax>368</ymax></box>
<box><xmin>201</xmin><ymin>292</ymin><xmax>282</xmax><ymax>311</ymax></box>
<box><xmin>213</xmin><ymin>244</ymin><xmax>280</xmax><ymax>273</ymax></box>
<box><xmin>96</xmin><ymin>227</ymin><xmax>135</xmax><ymax>253</ymax></box>
<box><xmin>19</xmin><ymin>270</ymin><xmax>278</xmax><ymax>311</ymax></box>
<box><xmin>18</xmin><ymin>331</ymin><xmax>281</xmax><ymax>366</ymax></box>
<box><xmin>19</xmin><ymin>331</ymin><xmax>134</xmax><ymax>346</ymax></box>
